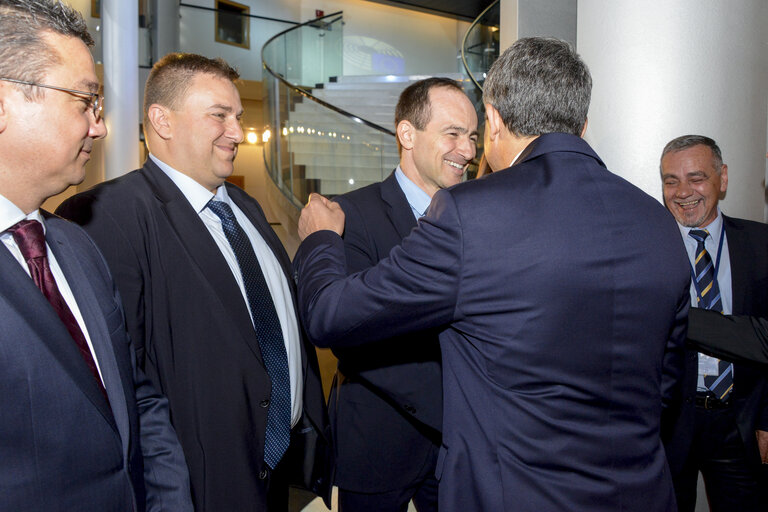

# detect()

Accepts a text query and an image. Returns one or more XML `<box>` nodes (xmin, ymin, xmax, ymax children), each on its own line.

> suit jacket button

<box><xmin>260</xmin><ymin>399</ymin><xmax>270</xmax><ymax>408</ymax></box>
<box><xmin>259</xmin><ymin>469</ymin><xmax>268</xmax><ymax>479</ymax></box>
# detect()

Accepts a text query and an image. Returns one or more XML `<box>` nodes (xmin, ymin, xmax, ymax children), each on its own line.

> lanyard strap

<box><xmin>688</xmin><ymin>222</ymin><xmax>725</xmax><ymax>304</ymax></box>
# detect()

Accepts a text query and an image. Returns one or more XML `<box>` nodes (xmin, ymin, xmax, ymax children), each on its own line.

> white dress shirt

<box><xmin>150</xmin><ymin>154</ymin><xmax>303</xmax><ymax>426</ymax></box>
<box><xmin>0</xmin><ymin>193</ymin><xmax>105</xmax><ymax>384</ymax></box>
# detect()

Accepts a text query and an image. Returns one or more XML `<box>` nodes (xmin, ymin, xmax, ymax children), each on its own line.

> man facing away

<box><xmin>57</xmin><ymin>53</ymin><xmax>331</xmax><ymax>511</ymax></box>
<box><xmin>293</xmin><ymin>37</ymin><xmax>690</xmax><ymax>511</ymax></box>
<box><xmin>0</xmin><ymin>1</ymin><xmax>192</xmax><ymax>510</ymax></box>
<box><xmin>660</xmin><ymin>134</ymin><xmax>768</xmax><ymax>511</ymax></box>
<box><xmin>330</xmin><ymin>77</ymin><xmax>477</xmax><ymax>512</ymax></box>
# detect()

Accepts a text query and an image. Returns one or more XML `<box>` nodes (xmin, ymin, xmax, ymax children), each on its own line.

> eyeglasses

<box><xmin>0</xmin><ymin>77</ymin><xmax>103</xmax><ymax>122</ymax></box>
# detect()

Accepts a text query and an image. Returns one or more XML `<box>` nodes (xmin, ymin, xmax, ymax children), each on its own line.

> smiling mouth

<box><xmin>676</xmin><ymin>199</ymin><xmax>701</xmax><ymax>209</ymax></box>
<box><xmin>444</xmin><ymin>159</ymin><xmax>465</xmax><ymax>171</ymax></box>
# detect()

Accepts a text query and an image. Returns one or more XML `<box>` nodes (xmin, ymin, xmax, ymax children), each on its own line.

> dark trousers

<box><xmin>338</xmin><ymin>473</ymin><xmax>439</xmax><ymax>512</ymax></box>
<box><xmin>675</xmin><ymin>404</ymin><xmax>764</xmax><ymax>512</ymax></box>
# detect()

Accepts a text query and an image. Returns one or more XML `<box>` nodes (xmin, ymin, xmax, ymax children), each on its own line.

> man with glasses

<box><xmin>0</xmin><ymin>77</ymin><xmax>103</xmax><ymax>121</ymax></box>
<box><xmin>0</xmin><ymin>1</ymin><xmax>192</xmax><ymax>511</ymax></box>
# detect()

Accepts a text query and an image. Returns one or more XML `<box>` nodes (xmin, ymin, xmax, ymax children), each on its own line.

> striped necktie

<box><xmin>690</xmin><ymin>229</ymin><xmax>733</xmax><ymax>400</ymax></box>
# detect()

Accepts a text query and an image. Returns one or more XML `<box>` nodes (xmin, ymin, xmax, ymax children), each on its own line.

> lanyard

<box><xmin>689</xmin><ymin>223</ymin><xmax>725</xmax><ymax>306</ymax></box>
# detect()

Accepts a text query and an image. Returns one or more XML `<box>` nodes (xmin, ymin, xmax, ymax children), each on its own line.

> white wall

<box><xmin>578</xmin><ymin>0</ymin><xmax>768</xmax><ymax>222</ymax></box>
<box><xmin>180</xmin><ymin>0</ymin><xmax>302</xmax><ymax>81</ymax></box>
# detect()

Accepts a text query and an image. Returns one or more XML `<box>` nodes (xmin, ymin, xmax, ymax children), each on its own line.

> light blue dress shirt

<box><xmin>394</xmin><ymin>166</ymin><xmax>432</xmax><ymax>219</ymax></box>
<box><xmin>677</xmin><ymin>209</ymin><xmax>733</xmax><ymax>391</ymax></box>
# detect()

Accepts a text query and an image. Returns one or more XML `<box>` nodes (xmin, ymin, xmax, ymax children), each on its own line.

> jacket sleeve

<box><xmin>687</xmin><ymin>309</ymin><xmax>768</xmax><ymax>366</ymax></box>
<box><xmin>294</xmin><ymin>188</ymin><xmax>463</xmax><ymax>348</ymax></box>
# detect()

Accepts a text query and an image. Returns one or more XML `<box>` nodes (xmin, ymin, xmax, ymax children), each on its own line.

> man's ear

<box><xmin>396</xmin><ymin>120</ymin><xmax>416</xmax><ymax>151</ymax></box>
<box><xmin>720</xmin><ymin>164</ymin><xmax>728</xmax><ymax>194</ymax></box>
<box><xmin>580</xmin><ymin>118</ymin><xmax>588</xmax><ymax>138</ymax></box>
<box><xmin>484</xmin><ymin>103</ymin><xmax>502</xmax><ymax>142</ymax></box>
<box><xmin>146</xmin><ymin>104</ymin><xmax>172</xmax><ymax>140</ymax></box>
<box><xmin>0</xmin><ymin>83</ymin><xmax>13</xmax><ymax>134</ymax></box>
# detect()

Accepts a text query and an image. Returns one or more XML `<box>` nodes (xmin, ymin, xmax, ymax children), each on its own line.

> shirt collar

<box><xmin>510</xmin><ymin>147</ymin><xmax>525</xmax><ymax>166</ymax></box>
<box><xmin>394</xmin><ymin>165</ymin><xmax>432</xmax><ymax>218</ymax></box>
<box><xmin>150</xmin><ymin>153</ymin><xmax>228</xmax><ymax>212</ymax></box>
<box><xmin>0</xmin><ymin>193</ymin><xmax>44</xmax><ymax>234</ymax></box>
<box><xmin>677</xmin><ymin>208</ymin><xmax>723</xmax><ymax>243</ymax></box>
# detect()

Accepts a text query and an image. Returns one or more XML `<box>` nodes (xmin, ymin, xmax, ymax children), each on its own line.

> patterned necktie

<box><xmin>9</xmin><ymin>219</ymin><xmax>108</xmax><ymax>400</ymax></box>
<box><xmin>207</xmin><ymin>200</ymin><xmax>291</xmax><ymax>468</ymax></box>
<box><xmin>689</xmin><ymin>229</ymin><xmax>733</xmax><ymax>400</ymax></box>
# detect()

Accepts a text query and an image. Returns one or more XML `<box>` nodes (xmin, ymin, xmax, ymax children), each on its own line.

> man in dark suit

<box><xmin>331</xmin><ymin>77</ymin><xmax>477</xmax><ymax>512</ymax></box>
<box><xmin>57</xmin><ymin>53</ymin><xmax>331</xmax><ymax>511</ymax></box>
<box><xmin>659</xmin><ymin>135</ymin><xmax>768</xmax><ymax>511</ymax></box>
<box><xmin>293</xmin><ymin>37</ymin><xmax>690</xmax><ymax>511</ymax></box>
<box><xmin>0</xmin><ymin>1</ymin><xmax>192</xmax><ymax>510</ymax></box>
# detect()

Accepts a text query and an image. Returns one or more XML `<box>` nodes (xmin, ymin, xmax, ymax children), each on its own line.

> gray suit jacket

<box><xmin>0</xmin><ymin>213</ymin><xmax>191</xmax><ymax>512</ymax></box>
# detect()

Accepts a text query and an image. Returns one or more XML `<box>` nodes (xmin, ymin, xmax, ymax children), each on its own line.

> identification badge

<box><xmin>698</xmin><ymin>354</ymin><xmax>721</xmax><ymax>376</ymax></box>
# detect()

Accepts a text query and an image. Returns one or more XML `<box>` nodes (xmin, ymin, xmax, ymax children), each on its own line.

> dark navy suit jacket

<box><xmin>331</xmin><ymin>171</ymin><xmax>441</xmax><ymax>492</ymax></box>
<box><xmin>56</xmin><ymin>160</ymin><xmax>332</xmax><ymax>511</ymax></box>
<box><xmin>663</xmin><ymin>215</ymin><xmax>768</xmax><ymax>478</ymax></box>
<box><xmin>0</xmin><ymin>213</ymin><xmax>191</xmax><ymax>512</ymax></box>
<box><xmin>295</xmin><ymin>133</ymin><xmax>690</xmax><ymax>511</ymax></box>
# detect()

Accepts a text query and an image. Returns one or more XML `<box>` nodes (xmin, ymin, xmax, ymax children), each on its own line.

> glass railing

<box><xmin>461</xmin><ymin>0</ymin><xmax>500</xmax><ymax>91</ymax></box>
<box><xmin>262</xmin><ymin>12</ymin><xmax>397</xmax><ymax>207</ymax></box>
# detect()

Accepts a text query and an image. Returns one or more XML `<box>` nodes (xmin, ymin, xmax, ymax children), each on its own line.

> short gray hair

<box><xmin>483</xmin><ymin>37</ymin><xmax>591</xmax><ymax>137</ymax></box>
<box><xmin>661</xmin><ymin>135</ymin><xmax>724</xmax><ymax>174</ymax></box>
<box><xmin>0</xmin><ymin>0</ymin><xmax>93</xmax><ymax>100</ymax></box>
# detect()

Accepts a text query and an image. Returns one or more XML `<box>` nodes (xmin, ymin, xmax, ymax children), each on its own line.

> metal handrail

<box><xmin>261</xmin><ymin>11</ymin><xmax>396</xmax><ymax>137</ymax></box>
<box><xmin>460</xmin><ymin>0</ymin><xmax>500</xmax><ymax>91</ymax></box>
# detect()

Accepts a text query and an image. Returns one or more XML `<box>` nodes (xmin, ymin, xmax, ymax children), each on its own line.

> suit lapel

<box><xmin>228</xmin><ymin>184</ymin><xmax>310</xmax><ymax>373</ymax></box>
<box><xmin>0</xmin><ymin>230</ymin><xmax>118</xmax><ymax>433</ymax></box>
<box><xmin>724</xmin><ymin>215</ymin><xmax>748</xmax><ymax>313</ymax></box>
<box><xmin>228</xmin><ymin>185</ymin><xmax>293</xmax><ymax>283</ymax></box>
<box><xmin>142</xmin><ymin>162</ymin><xmax>266</xmax><ymax>367</ymax></box>
<box><xmin>380</xmin><ymin>171</ymin><xmax>418</xmax><ymax>239</ymax></box>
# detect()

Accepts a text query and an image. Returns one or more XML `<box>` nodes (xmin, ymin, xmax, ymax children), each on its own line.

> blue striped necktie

<box><xmin>207</xmin><ymin>199</ymin><xmax>291</xmax><ymax>468</ymax></box>
<box><xmin>689</xmin><ymin>229</ymin><xmax>733</xmax><ymax>400</ymax></box>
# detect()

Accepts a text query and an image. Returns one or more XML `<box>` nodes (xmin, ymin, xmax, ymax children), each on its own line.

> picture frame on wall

<box><xmin>215</xmin><ymin>0</ymin><xmax>250</xmax><ymax>50</ymax></box>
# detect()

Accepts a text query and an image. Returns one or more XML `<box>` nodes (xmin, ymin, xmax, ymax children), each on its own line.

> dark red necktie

<box><xmin>9</xmin><ymin>219</ymin><xmax>108</xmax><ymax>399</ymax></box>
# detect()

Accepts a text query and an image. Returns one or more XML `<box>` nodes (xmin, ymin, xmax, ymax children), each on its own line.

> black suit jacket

<box><xmin>688</xmin><ymin>308</ymin><xmax>768</xmax><ymax>366</ymax></box>
<box><xmin>331</xmin><ymin>171</ymin><xmax>441</xmax><ymax>492</ymax></box>
<box><xmin>663</xmin><ymin>215</ymin><xmax>768</xmax><ymax>476</ymax></box>
<box><xmin>56</xmin><ymin>160</ymin><xmax>331</xmax><ymax>511</ymax></box>
<box><xmin>0</xmin><ymin>213</ymin><xmax>191</xmax><ymax>511</ymax></box>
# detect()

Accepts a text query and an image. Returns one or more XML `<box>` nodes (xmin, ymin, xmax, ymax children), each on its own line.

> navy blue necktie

<box><xmin>689</xmin><ymin>229</ymin><xmax>733</xmax><ymax>400</ymax></box>
<box><xmin>207</xmin><ymin>200</ymin><xmax>291</xmax><ymax>468</ymax></box>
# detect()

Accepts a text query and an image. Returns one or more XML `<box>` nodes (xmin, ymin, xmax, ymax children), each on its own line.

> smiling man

<box><xmin>56</xmin><ymin>53</ymin><xmax>331</xmax><ymax>512</ymax></box>
<box><xmin>329</xmin><ymin>78</ymin><xmax>476</xmax><ymax>512</ymax></box>
<box><xmin>0</xmin><ymin>1</ymin><xmax>192</xmax><ymax>510</ymax></box>
<box><xmin>660</xmin><ymin>135</ymin><xmax>768</xmax><ymax>512</ymax></box>
<box><xmin>293</xmin><ymin>37</ymin><xmax>690</xmax><ymax>511</ymax></box>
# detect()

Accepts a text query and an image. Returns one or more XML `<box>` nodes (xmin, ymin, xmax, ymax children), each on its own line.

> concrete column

<box><xmin>152</xmin><ymin>0</ymin><xmax>180</xmax><ymax>62</ymax></box>
<box><xmin>498</xmin><ymin>0</ymin><xmax>577</xmax><ymax>52</ymax></box>
<box><xmin>578</xmin><ymin>0</ymin><xmax>768</xmax><ymax>222</ymax></box>
<box><xmin>102</xmin><ymin>0</ymin><xmax>140</xmax><ymax>179</ymax></box>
